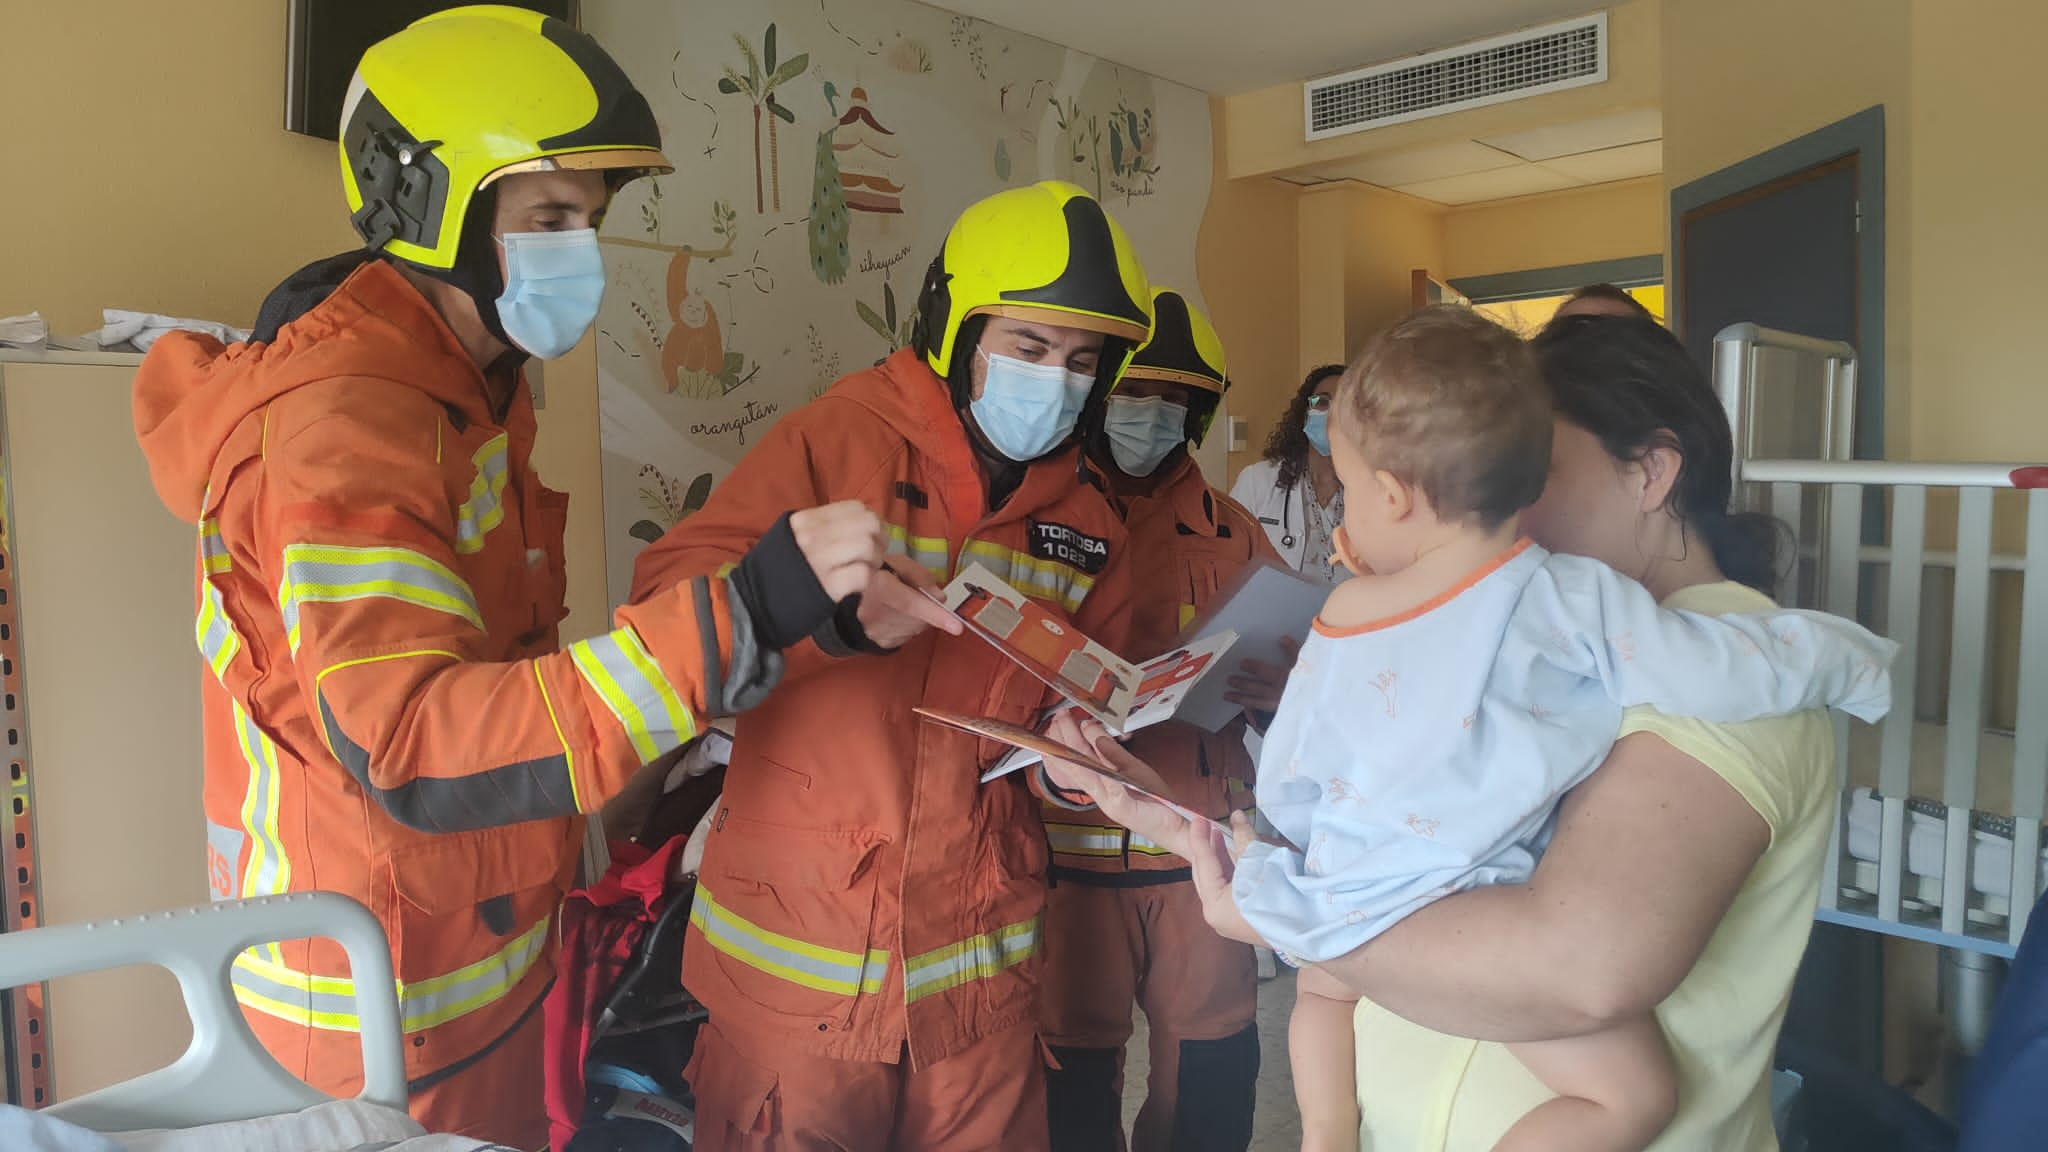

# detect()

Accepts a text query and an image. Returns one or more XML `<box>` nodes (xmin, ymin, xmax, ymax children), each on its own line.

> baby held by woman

<box><xmin>1220</xmin><ymin>308</ymin><xmax>1894</xmax><ymax>1151</ymax></box>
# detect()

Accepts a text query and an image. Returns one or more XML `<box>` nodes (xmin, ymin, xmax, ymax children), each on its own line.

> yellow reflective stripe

<box><xmin>195</xmin><ymin>579</ymin><xmax>241</xmax><ymax>684</ymax></box>
<box><xmin>534</xmin><ymin>662</ymin><xmax>581</xmax><ymax>813</ymax></box>
<box><xmin>230</xmin><ymin>913</ymin><xmax>551</xmax><ymax>1033</ymax></box>
<box><xmin>230</xmin><ymin>700</ymin><xmax>290</xmax><ymax>963</ymax></box>
<box><xmin>201</xmin><ymin>518</ymin><xmax>231</xmax><ymax>574</ymax></box>
<box><xmin>902</xmin><ymin>915</ymin><xmax>1041</xmax><ymax>1003</ymax></box>
<box><xmin>277</xmin><ymin>543</ymin><xmax>483</xmax><ymax>654</ymax></box>
<box><xmin>690</xmin><ymin>881</ymin><xmax>889</xmax><ymax>996</ymax></box>
<box><xmin>453</xmin><ymin>434</ymin><xmax>511</xmax><ymax>555</ymax></box>
<box><xmin>959</xmin><ymin>541</ymin><xmax>1092</xmax><ymax>613</ymax></box>
<box><xmin>882</xmin><ymin>524</ymin><xmax>951</xmax><ymax>582</ymax></box>
<box><xmin>1179</xmin><ymin>602</ymin><xmax>1197</xmax><ymax>630</ymax></box>
<box><xmin>1128</xmin><ymin>834</ymin><xmax>1178</xmax><ymax>857</ymax></box>
<box><xmin>568</xmin><ymin>626</ymin><xmax>698</xmax><ymax>765</ymax></box>
<box><xmin>1044</xmin><ymin>822</ymin><xmax>1124</xmax><ymax>858</ymax></box>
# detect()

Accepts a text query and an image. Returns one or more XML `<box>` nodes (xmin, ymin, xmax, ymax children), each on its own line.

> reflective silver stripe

<box><xmin>195</xmin><ymin>579</ymin><xmax>241</xmax><ymax>683</ymax></box>
<box><xmin>882</xmin><ymin>524</ymin><xmax>950</xmax><ymax>582</ymax></box>
<box><xmin>960</xmin><ymin>541</ymin><xmax>1092</xmax><ymax>613</ymax></box>
<box><xmin>1045</xmin><ymin>823</ymin><xmax>1124</xmax><ymax>857</ymax></box>
<box><xmin>230</xmin><ymin>911</ymin><xmax>551</xmax><ymax>1033</ymax></box>
<box><xmin>1128</xmin><ymin>832</ymin><xmax>1177</xmax><ymax>856</ymax></box>
<box><xmin>902</xmin><ymin>915</ymin><xmax>1041</xmax><ymax>1003</ymax></box>
<box><xmin>453</xmin><ymin>434</ymin><xmax>511</xmax><ymax>555</ymax></box>
<box><xmin>690</xmin><ymin>882</ymin><xmax>888</xmax><ymax>996</ymax></box>
<box><xmin>231</xmin><ymin>953</ymin><xmax>356</xmax><ymax>1031</ymax></box>
<box><xmin>395</xmin><ymin>914</ymin><xmax>552</xmax><ymax>1030</ymax></box>
<box><xmin>201</xmin><ymin>519</ymin><xmax>231</xmax><ymax>574</ymax></box>
<box><xmin>231</xmin><ymin>700</ymin><xmax>289</xmax><ymax>964</ymax></box>
<box><xmin>232</xmin><ymin>701</ymin><xmax>290</xmax><ymax>903</ymax></box>
<box><xmin>568</xmin><ymin>626</ymin><xmax>697</xmax><ymax>764</ymax></box>
<box><xmin>205</xmin><ymin>820</ymin><xmax>245</xmax><ymax>901</ymax></box>
<box><xmin>277</xmin><ymin>543</ymin><xmax>483</xmax><ymax>653</ymax></box>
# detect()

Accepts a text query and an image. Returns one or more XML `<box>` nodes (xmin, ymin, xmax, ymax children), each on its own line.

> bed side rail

<box><xmin>0</xmin><ymin>892</ymin><xmax>404</xmax><ymax>1131</ymax></box>
<box><xmin>1742</xmin><ymin>458</ymin><xmax>2048</xmax><ymax>956</ymax></box>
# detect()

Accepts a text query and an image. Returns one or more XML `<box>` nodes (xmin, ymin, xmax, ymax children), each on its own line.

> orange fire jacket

<box><xmin>1043</xmin><ymin>456</ymin><xmax>1276</xmax><ymax>879</ymax></box>
<box><xmin>134</xmin><ymin>261</ymin><xmax>780</xmax><ymax>1093</ymax></box>
<box><xmin>629</xmin><ymin>348</ymin><xmax>1132</xmax><ymax>1066</ymax></box>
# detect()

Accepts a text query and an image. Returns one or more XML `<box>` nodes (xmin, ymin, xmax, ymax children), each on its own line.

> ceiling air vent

<box><xmin>1305</xmin><ymin>13</ymin><xmax>1607</xmax><ymax>141</ymax></box>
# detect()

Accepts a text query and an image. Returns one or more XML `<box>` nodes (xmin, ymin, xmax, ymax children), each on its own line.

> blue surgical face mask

<box><xmin>494</xmin><ymin>228</ymin><xmax>605</xmax><ymax>359</ymax></box>
<box><xmin>1303</xmin><ymin>409</ymin><xmax>1332</xmax><ymax>457</ymax></box>
<box><xmin>1104</xmin><ymin>394</ymin><xmax>1189</xmax><ymax>477</ymax></box>
<box><xmin>970</xmin><ymin>350</ymin><xmax>1093</xmax><ymax>462</ymax></box>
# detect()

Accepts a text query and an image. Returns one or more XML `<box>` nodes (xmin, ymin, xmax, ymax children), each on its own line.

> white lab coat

<box><xmin>1229</xmin><ymin>457</ymin><xmax>1343</xmax><ymax>583</ymax></box>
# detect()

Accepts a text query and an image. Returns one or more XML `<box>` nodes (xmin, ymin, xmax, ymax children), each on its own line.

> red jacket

<box><xmin>629</xmin><ymin>348</ymin><xmax>1132</xmax><ymax>1065</ymax></box>
<box><xmin>1044</xmin><ymin>457</ymin><xmax>1275</xmax><ymax>877</ymax></box>
<box><xmin>133</xmin><ymin>261</ymin><xmax>769</xmax><ymax>1092</ymax></box>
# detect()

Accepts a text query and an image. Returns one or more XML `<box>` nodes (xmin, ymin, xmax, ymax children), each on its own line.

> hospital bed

<box><xmin>0</xmin><ymin>891</ymin><xmax>499</xmax><ymax>1150</ymax></box>
<box><xmin>1719</xmin><ymin>324</ymin><xmax>2048</xmax><ymax>961</ymax></box>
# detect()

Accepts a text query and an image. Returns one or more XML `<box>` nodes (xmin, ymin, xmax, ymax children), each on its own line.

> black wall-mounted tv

<box><xmin>285</xmin><ymin>0</ymin><xmax>578</xmax><ymax>140</ymax></box>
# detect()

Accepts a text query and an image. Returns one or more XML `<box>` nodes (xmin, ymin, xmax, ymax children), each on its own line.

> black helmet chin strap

<box><xmin>413</xmin><ymin>183</ymin><xmax>526</xmax><ymax>361</ymax></box>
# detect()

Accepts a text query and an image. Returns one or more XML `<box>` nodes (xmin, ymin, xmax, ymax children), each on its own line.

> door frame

<box><xmin>1669</xmin><ymin>104</ymin><xmax>1886</xmax><ymax>458</ymax></box>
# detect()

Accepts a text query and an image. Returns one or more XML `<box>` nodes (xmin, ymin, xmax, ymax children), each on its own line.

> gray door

<box><xmin>1678</xmin><ymin>153</ymin><xmax>1871</xmax><ymax>458</ymax></box>
<box><xmin>1682</xmin><ymin>144</ymin><xmax>1887</xmax><ymax>1078</ymax></box>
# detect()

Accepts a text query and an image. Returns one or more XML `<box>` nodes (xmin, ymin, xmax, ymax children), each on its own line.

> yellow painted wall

<box><xmin>0</xmin><ymin>1</ymin><xmax>608</xmax><ymax>633</ymax></box>
<box><xmin>1196</xmin><ymin>96</ymin><xmax>1304</xmax><ymax>483</ymax></box>
<box><xmin>1905</xmin><ymin>0</ymin><xmax>2048</xmax><ymax>463</ymax></box>
<box><xmin>1</xmin><ymin>358</ymin><xmax>203</xmax><ymax>1100</ymax></box>
<box><xmin>1217</xmin><ymin>0</ymin><xmax>1662</xmax><ymax>181</ymax></box>
<box><xmin>0</xmin><ymin>4</ymin><xmax>352</xmax><ymax>335</ymax></box>
<box><xmin>1341</xmin><ymin>184</ymin><xmax>1446</xmax><ymax>358</ymax></box>
<box><xmin>1660</xmin><ymin>0</ymin><xmax>1912</xmax><ymax>455</ymax></box>
<box><xmin>1440</xmin><ymin>177</ymin><xmax>1665</xmax><ymax>281</ymax></box>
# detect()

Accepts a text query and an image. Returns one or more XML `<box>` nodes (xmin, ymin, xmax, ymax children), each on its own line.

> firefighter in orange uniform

<box><xmin>629</xmin><ymin>180</ymin><xmax>1153</xmax><ymax>1150</ymax></box>
<box><xmin>130</xmin><ymin>8</ymin><xmax>935</xmax><ymax>1145</ymax></box>
<box><xmin>1040</xmin><ymin>290</ymin><xmax>1276</xmax><ymax>1152</ymax></box>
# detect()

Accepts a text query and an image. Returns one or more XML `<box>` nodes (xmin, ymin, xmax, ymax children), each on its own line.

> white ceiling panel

<box><xmin>1477</xmin><ymin>106</ymin><xmax>1664</xmax><ymax>161</ymax></box>
<box><xmin>1395</xmin><ymin>163</ymin><xmax>1585</xmax><ymax>205</ymax></box>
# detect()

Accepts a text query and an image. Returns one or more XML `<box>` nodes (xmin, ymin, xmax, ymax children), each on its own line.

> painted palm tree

<box><xmin>719</xmin><ymin>23</ymin><xmax>809</xmax><ymax>214</ymax></box>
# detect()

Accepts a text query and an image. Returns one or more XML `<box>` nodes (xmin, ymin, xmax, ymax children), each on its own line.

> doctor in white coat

<box><xmin>1229</xmin><ymin>364</ymin><xmax>1347</xmax><ymax>584</ymax></box>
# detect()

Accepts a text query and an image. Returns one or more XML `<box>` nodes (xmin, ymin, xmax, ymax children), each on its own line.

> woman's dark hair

<box><xmin>1563</xmin><ymin>282</ymin><xmax>1655</xmax><ymax>319</ymax></box>
<box><xmin>1532</xmin><ymin>315</ymin><xmax>1782</xmax><ymax>593</ymax></box>
<box><xmin>1262</xmin><ymin>364</ymin><xmax>1347</xmax><ymax>492</ymax></box>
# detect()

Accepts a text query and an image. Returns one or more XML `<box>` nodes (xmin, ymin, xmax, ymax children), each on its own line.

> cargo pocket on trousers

<box><xmin>386</xmin><ymin>826</ymin><xmax>567</xmax><ymax>1077</ymax></box>
<box><xmin>684</xmin><ymin>1023</ymin><xmax>778</xmax><ymax>1138</ymax></box>
<box><xmin>694</xmin><ymin>814</ymin><xmax>886</xmax><ymax>1033</ymax></box>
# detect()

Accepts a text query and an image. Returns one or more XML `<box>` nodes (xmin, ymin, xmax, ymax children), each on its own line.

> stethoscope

<box><xmin>1281</xmin><ymin>483</ymin><xmax>1297</xmax><ymax>550</ymax></box>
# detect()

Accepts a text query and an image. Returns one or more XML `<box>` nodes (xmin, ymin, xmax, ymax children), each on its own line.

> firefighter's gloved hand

<box><xmin>789</xmin><ymin>500</ymin><xmax>890</xmax><ymax>603</ymax></box>
<box><xmin>729</xmin><ymin>510</ymin><xmax>843</xmax><ymax>650</ymax></box>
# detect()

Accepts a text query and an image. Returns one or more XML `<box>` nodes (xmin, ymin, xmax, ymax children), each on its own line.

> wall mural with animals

<box><xmin>588</xmin><ymin>0</ymin><xmax>1215</xmax><ymax>608</ymax></box>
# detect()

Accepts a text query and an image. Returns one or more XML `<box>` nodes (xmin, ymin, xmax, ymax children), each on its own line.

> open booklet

<box><xmin>972</xmin><ymin>631</ymin><xmax>1240</xmax><ymax>782</ymax></box>
<box><xmin>1171</xmin><ymin>557</ymin><xmax>1329</xmax><ymax>732</ymax></box>
<box><xmin>939</xmin><ymin>561</ymin><xmax>1153</xmax><ymax>731</ymax></box>
<box><xmin>913</xmin><ymin>708</ymin><xmax>1227</xmax><ymax>834</ymax></box>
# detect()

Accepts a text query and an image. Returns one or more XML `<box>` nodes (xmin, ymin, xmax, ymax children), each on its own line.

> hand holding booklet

<box><xmin>911</xmin><ymin>708</ymin><xmax>1226</xmax><ymax>833</ymax></box>
<box><xmin>910</xmin><ymin>563</ymin><xmax>1240</xmax><ymax>781</ymax></box>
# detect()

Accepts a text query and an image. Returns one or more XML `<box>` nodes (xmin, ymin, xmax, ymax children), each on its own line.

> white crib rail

<box><xmin>1741</xmin><ymin>458</ymin><xmax>2048</xmax><ymax>955</ymax></box>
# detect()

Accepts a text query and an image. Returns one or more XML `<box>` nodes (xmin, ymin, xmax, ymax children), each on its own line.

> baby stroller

<box><xmin>546</xmin><ymin>734</ymin><xmax>731</xmax><ymax>1151</ymax></box>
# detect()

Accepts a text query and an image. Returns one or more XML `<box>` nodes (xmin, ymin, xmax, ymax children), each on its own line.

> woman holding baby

<box><xmin>1048</xmin><ymin>310</ymin><xmax>1886</xmax><ymax>1152</ymax></box>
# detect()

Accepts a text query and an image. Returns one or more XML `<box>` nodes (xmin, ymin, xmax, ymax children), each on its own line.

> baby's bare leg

<box><xmin>1496</xmin><ymin>1015</ymin><xmax>1676</xmax><ymax>1152</ymax></box>
<box><xmin>1291</xmin><ymin>967</ymin><xmax>1362</xmax><ymax>1152</ymax></box>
